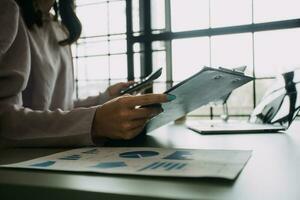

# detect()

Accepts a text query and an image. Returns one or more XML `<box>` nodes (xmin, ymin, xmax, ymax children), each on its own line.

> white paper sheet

<box><xmin>0</xmin><ymin>147</ymin><xmax>252</xmax><ymax>179</ymax></box>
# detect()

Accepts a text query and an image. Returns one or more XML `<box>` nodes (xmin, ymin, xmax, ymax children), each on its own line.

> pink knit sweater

<box><xmin>0</xmin><ymin>0</ymin><xmax>109</xmax><ymax>147</ymax></box>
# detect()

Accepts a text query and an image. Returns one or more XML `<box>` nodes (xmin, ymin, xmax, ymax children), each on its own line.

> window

<box><xmin>73</xmin><ymin>0</ymin><xmax>127</xmax><ymax>98</ymax></box>
<box><xmin>74</xmin><ymin>0</ymin><xmax>300</xmax><ymax>118</ymax></box>
<box><xmin>171</xmin><ymin>0</ymin><xmax>209</xmax><ymax>32</ymax></box>
<box><xmin>172</xmin><ymin>37</ymin><xmax>210</xmax><ymax>81</ymax></box>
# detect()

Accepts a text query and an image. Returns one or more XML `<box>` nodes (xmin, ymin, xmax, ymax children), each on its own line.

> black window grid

<box><xmin>73</xmin><ymin>0</ymin><xmax>300</xmax><ymax>118</ymax></box>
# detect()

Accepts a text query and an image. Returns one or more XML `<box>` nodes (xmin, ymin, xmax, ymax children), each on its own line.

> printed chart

<box><xmin>119</xmin><ymin>151</ymin><xmax>159</xmax><ymax>158</ymax></box>
<box><xmin>0</xmin><ymin>147</ymin><xmax>252</xmax><ymax>179</ymax></box>
<box><xmin>138</xmin><ymin>162</ymin><xmax>187</xmax><ymax>172</ymax></box>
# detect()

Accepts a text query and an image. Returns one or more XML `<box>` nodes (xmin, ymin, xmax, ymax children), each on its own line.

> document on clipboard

<box><xmin>145</xmin><ymin>66</ymin><xmax>254</xmax><ymax>133</ymax></box>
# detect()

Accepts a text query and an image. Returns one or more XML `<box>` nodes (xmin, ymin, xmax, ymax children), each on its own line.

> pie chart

<box><xmin>119</xmin><ymin>151</ymin><xmax>159</xmax><ymax>158</ymax></box>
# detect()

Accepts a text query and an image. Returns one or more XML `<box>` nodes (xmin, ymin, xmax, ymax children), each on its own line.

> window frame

<box><xmin>74</xmin><ymin>0</ymin><xmax>300</xmax><ymax>117</ymax></box>
<box><xmin>125</xmin><ymin>0</ymin><xmax>300</xmax><ymax>117</ymax></box>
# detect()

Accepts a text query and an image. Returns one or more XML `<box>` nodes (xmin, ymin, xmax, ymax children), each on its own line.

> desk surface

<box><xmin>1</xmin><ymin>120</ymin><xmax>300</xmax><ymax>200</ymax></box>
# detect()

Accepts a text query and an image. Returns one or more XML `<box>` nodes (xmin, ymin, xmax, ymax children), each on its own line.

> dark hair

<box><xmin>15</xmin><ymin>0</ymin><xmax>82</xmax><ymax>45</ymax></box>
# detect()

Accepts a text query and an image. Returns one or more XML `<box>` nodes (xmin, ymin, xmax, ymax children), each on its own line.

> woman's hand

<box><xmin>106</xmin><ymin>81</ymin><xmax>135</xmax><ymax>99</ymax></box>
<box><xmin>92</xmin><ymin>94</ymin><xmax>174</xmax><ymax>141</ymax></box>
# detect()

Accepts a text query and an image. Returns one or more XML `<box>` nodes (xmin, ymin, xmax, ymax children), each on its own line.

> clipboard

<box><xmin>145</xmin><ymin>66</ymin><xmax>254</xmax><ymax>133</ymax></box>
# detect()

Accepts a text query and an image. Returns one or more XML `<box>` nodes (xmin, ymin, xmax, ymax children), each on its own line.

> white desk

<box><xmin>0</xmin><ymin>120</ymin><xmax>300</xmax><ymax>200</ymax></box>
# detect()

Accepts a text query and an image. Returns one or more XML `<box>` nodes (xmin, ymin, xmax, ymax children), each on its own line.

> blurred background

<box><xmin>71</xmin><ymin>0</ymin><xmax>300</xmax><ymax>119</ymax></box>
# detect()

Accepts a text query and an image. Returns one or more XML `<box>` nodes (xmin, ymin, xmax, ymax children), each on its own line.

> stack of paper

<box><xmin>0</xmin><ymin>147</ymin><xmax>251</xmax><ymax>179</ymax></box>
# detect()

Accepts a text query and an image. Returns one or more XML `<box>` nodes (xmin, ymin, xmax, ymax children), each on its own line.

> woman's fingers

<box><xmin>118</xmin><ymin>81</ymin><xmax>135</xmax><ymax>90</ymax></box>
<box><xmin>121</xmin><ymin>124</ymin><xmax>146</xmax><ymax>140</ymax></box>
<box><xmin>126</xmin><ymin>94</ymin><xmax>170</xmax><ymax>108</ymax></box>
<box><xmin>107</xmin><ymin>81</ymin><xmax>136</xmax><ymax>98</ymax></box>
<box><xmin>110</xmin><ymin>119</ymin><xmax>147</xmax><ymax>140</ymax></box>
<box><xmin>92</xmin><ymin>93</ymin><xmax>175</xmax><ymax>141</ymax></box>
<box><xmin>128</xmin><ymin>107</ymin><xmax>163</xmax><ymax>120</ymax></box>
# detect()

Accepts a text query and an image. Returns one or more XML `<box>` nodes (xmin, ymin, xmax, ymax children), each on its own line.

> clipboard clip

<box><xmin>218</xmin><ymin>66</ymin><xmax>247</xmax><ymax>75</ymax></box>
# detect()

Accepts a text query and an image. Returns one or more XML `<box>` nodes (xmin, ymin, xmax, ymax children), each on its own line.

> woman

<box><xmin>0</xmin><ymin>0</ymin><xmax>174</xmax><ymax>147</ymax></box>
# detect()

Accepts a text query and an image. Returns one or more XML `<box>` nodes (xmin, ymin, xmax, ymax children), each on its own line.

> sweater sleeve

<box><xmin>0</xmin><ymin>0</ymin><xmax>99</xmax><ymax>147</ymax></box>
<box><xmin>73</xmin><ymin>91</ymin><xmax>111</xmax><ymax>108</ymax></box>
<box><xmin>0</xmin><ymin>0</ymin><xmax>19</xmax><ymax>57</ymax></box>
<box><xmin>0</xmin><ymin>104</ymin><xmax>98</xmax><ymax>147</ymax></box>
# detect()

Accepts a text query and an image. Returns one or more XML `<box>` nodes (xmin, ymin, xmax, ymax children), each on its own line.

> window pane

<box><xmin>255</xmin><ymin>79</ymin><xmax>275</xmax><ymax>105</ymax></box>
<box><xmin>133</xmin><ymin>43</ymin><xmax>142</xmax><ymax>53</ymax></box>
<box><xmin>153</xmin><ymin>82</ymin><xmax>168</xmax><ymax>94</ymax></box>
<box><xmin>77</xmin><ymin>57</ymin><xmax>109</xmax><ymax>80</ymax></box>
<box><xmin>151</xmin><ymin>0</ymin><xmax>166</xmax><ymax>32</ymax></box>
<box><xmin>77</xmin><ymin>39</ymin><xmax>109</xmax><ymax>56</ymax></box>
<box><xmin>172</xmin><ymin>37</ymin><xmax>210</xmax><ymax>81</ymax></box>
<box><xmin>134</xmin><ymin>52</ymin><xmax>141</xmax><ymax>79</ymax></box>
<box><xmin>210</xmin><ymin>0</ymin><xmax>252</xmax><ymax>28</ymax></box>
<box><xmin>109</xmin><ymin>39</ymin><xmax>127</xmax><ymax>54</ymax></box>
<box><xmin>76</xmin><ymin>0</ymin><xmax>107</xmax><ymax>6</ymax></box>
<box><xmin>109</xmin><ymin>54</ymin><xmax>127</xmax><ymax>79</ymax></box>
<box><xmin>152</xmin><ymin>41</ymin><xmax>170</xmax><ymax>90</ymax></box>
<box><xmin>254</xmin><ymin>0</ymin><xmax>300</xmax><ymax>23</ymax></box>
<box><xmin>109</xmin><ymin>1</ymin><xmax>126</xmax><ymax>34</ymax></box>
<box><xmin>254</xmin><ymin>28</ymin><xmax>300</xmax><ymax>77</ymax></box>
<box><xmin>152</xmin><ymin>50</ymin><xmax>167</xmax><ymax>82</ymax></box>
<box><xmin>189</xmin><ymin>106</ymin><xmax>211</xmax><ymax>116</ymax></box>
<box><xmin>171</xmin><ymin>0</ymin><xmax>209</xmax><ymax>32</ymax></box>
<box><xmin>73</xmin><ymin>57</ymin><xmax>78</xmax><ymax>79</ymax></box>
<box><xmin>225</xmin><ymin>82</ymin><xmax>253</xmax><ymax>115</ymax></box>
<box><xmin>77</xmin><ymin>81</ymin><xmax>109</xmax><ymax>99</ymax></box>
<box><xmin>152</xmin><ymin>41</ymin><xmax>166</xmax><ymax>51</ymax></box>
<box><xmin>211</xmin><ymin>33</ymin><xmax>253</xmax><ymax>73</ymax></box>
<box><xmin>76</xmin><ymin>4</ymin><xmax>108</xmax><ymax>36</ymax></box>
<box><xmin>74</xmin><ymin>1</ymin><xmax>128</xmax><ymax>99</ymax></box>
<box><xmin>132</xmin><ymin>0</ymin><xmax>141</xmax><ymax>33</ymax></box>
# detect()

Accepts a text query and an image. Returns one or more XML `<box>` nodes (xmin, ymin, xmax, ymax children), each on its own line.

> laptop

<box><xmin>187</xmin><ymin>69</ymin><xmax>300</xmax><ymax>134</ymax></box>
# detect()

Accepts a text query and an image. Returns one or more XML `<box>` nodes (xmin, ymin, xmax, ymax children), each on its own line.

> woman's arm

<box><xmin>73</xmin><ymin>91</ymin><xmax>110</xmax><ymax>108</ymax></box>
<box><xmin>73</xmin><ymin>82</ymin><xmax>134</xmax><ymax>108</ymax></box>
<box><xmin>0</xmin><ymin>104</ymin><xmax>97</xmax><ymax>147</ymax></box>
<box><xmin>0</xmin><ymin>0</ymin><xmax>168</xmax><ymax>147</ymax></box>
<box><xmin>0</xmin><ymin>0</ymin><xmax>97</xmax><ymax>147</ymax></box>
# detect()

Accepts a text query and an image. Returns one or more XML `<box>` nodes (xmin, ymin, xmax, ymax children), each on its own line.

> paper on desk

<box><xmin>0</xmin><ymin>147</ymin><xmax>251</xmax><ymax>179</ymax></box>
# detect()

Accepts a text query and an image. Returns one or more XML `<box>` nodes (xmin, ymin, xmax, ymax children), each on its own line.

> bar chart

<box><xmin>138</xmin><ymin>162</ymin><xmax>187</xmax><ymax>172</ymax></box>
